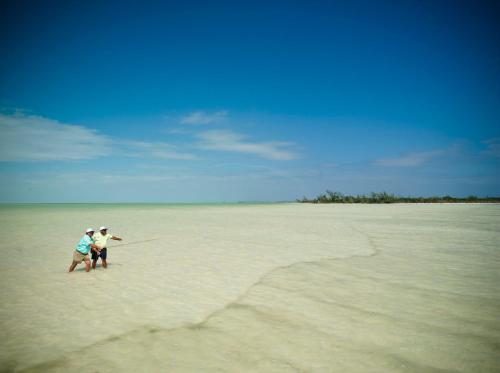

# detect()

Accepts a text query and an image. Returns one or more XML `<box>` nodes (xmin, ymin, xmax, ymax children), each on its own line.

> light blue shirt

<box><xmin>76</xmin><ymin>234</ymin><xmax>94</xmax><ymax>254</ymax></box>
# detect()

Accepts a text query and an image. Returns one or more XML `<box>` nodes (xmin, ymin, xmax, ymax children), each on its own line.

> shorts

<box><xmin>91</xmin><ymin>247</ymin><xmax>107</xmax><ymax>260</ymax></box>
<box><xmin>73</xmin><ymin>250</ymin><xmax>90</xmax><ymax>263</ymax></box>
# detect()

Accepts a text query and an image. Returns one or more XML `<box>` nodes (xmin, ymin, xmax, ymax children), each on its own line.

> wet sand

<box><xmin>0</xmin><ymin>203</ymin><xmax>499</xmax><ymax>372</ymax></box>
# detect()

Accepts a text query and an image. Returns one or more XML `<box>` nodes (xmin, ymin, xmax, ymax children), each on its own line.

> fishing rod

<box><xmin>111</xmin><ymin>238</ymin><xmax>160</xmax><ymax>248</ymax></box>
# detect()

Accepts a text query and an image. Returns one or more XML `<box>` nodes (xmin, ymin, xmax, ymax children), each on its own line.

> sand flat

<box><xmin>0</xmin><ymin>203</ymin><xmax>499</xmax><ymax>372</ymax></box>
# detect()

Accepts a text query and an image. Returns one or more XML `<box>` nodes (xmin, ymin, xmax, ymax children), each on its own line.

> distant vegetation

<box><xmin>298</xmin><ymin>191</ymin><xmax>500</xmax><ymax>204</ymax></box>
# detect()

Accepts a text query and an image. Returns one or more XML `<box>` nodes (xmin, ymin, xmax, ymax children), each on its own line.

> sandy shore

<box><xmin>0</xmin><ymin>203</ymin><xmax>499</xmax><ymax>372</ymax></box>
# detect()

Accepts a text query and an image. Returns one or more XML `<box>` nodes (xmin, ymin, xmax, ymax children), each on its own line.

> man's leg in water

<box><xmin>100</xmin><ymin>249</ymin><xmax>108</xmax><ymax>268</ymax></box>
<box><xmin>91</xmin><ymin>249</ymin><xmax>100</xmax><ymax>269</ymax></box>
<box><xmin>68</xmin><ymin>261</ymin><xmax>78</xmax><ymax>272</ymax></box>
<box><xmin>84</xmin><ymin>259</ymin><xmax>91</xmax><ymax>272</ymax></box>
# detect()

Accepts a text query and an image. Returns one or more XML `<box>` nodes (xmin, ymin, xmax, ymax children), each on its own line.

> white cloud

<box><xmin>0</xmin><ymin>111</ymin><xmax>299</xmax><ymax>164</ymax></box>
<box><xmin>180</xmin><ymin>110</ymin><xmax>228</xmax><ymax>125</ymax></box>
<box><xmin>0</xmin><ymin>112</ymin><xmax>199</xmax><ymax>162</ymax></box>
<box><xmin>196</xmin><ymin>130</ymin><xmax>298</xmax><ymax>161</ymax></box>
<box><xmin>374</xmin><ymin>150</ymin><xmax>445</xmax><ymax>167</ymax></box>
<box><xmin>0</xmin><ymin>112</ymin><xmax>111</xmax><ymax>161</ymax></box>
<box><xmin>123</xmin><ymin>141</ymin><xmax>198</xmax><ymax>160</ymax></box>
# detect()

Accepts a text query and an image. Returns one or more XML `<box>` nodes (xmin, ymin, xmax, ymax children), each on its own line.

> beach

<box><xmin>0</xmin><ymin>203</ymin><xmax>499</xmax><ymax>372</ymax></box>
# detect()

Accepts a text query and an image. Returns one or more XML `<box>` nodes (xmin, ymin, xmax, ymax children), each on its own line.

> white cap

<box><xmin>86</xmin><ymin>228</ymin><xmax>95</xmax><ymax>233</ymax></box>
<box><xmin>99</xmin><ymin>226</ymin><xmax>108</xmax><ymax>231</ymax></box>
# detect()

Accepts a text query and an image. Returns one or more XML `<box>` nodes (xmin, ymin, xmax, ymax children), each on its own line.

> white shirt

<box><xmin>93</xmin><ymin>232</ymin><xmax>112</xmax><ymax>249</ymax></box>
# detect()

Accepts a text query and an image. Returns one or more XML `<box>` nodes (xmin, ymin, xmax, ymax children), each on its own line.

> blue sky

<box><xmin>0</xmin><ymin>0</ymin><xmax>499</xmax><ymax>202</ymax></box>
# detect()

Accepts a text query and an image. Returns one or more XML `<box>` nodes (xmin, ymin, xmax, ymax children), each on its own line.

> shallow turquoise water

<box><xmin>0</xmin><ymin>203</ymin><xmax>499</xmax><ymax>372</ymax></box>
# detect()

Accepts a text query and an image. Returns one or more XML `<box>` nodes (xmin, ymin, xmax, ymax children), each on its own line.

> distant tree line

<box><xmin>297</xmin><ymin>191</ymin><xmax>500</xmax><ymax>204</ymax></box>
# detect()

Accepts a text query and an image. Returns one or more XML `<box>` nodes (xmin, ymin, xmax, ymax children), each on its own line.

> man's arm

<box><xmin>86</xmin><ymin>235</ymin><xmax>100</xmax><ymax>253</ymax></box>
<box><xmin>90</xmin><ymin>243</ymin><xmax>101</xmax><ymax>253</ymax></box>
<box><xmin>111</xmin><ymin>235</ymin><xmax>122</xmax><ymax>241</ymax></box>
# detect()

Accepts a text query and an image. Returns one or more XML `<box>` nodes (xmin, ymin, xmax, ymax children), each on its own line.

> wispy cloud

<box><xmin>0</xmin><ymin>110</ymin><xmax>298</xmax><ymax>164</ymax></box>
<box><xmin>321</xmin><ymin>162</ymin><xmax>337</xmax><ymax>169</ymax></box>
<box><xmin>482</xmin><ymin>138</ymin><xmax>500</xmax><ymax>157</ymax></box>
<box><xmin>374</xmin><ymin>149</ymin><xmax>445</xmax><ymax>167</ymax></box>
<box><xmin>180</xmin><ymin>110</ymin><xmax>228</xmax><ymax>125</ymax></box>
<box><xmin>122</xmin><ymin>141</ymin><xmax>198</xmax><ymax>160</ymax></box>
<box><xmin>196</xmin><ymin>130</ymin><xmax>298</xmax><ymax>160</ymax></box>
<box><xmin>0</xmin><ymin>112</ymin><xmax>199</xmax><ymax>162</ymax></box>
<box><xmin>0</xmin><ymin>112</ymin><xmax>111</xmax><ymax>161</ymax></box>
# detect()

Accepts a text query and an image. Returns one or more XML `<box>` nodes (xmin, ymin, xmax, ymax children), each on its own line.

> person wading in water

<box><xmin>92</xmin><ymin>226</ymin><xmax>123</xmax><ymax>269</ymax></box>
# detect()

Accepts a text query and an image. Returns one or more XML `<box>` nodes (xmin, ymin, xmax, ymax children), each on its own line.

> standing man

<box><xmin>69</xmin><ymin>228</ymin><xmax>101</xmax><ymax>273</ymax></box>
<box><xmin>92</xmin><ymin>226</ymin><xmax>122</xmax><ymax>269</ymax></box>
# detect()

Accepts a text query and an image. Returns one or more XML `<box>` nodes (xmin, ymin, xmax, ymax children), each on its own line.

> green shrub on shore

<box><xmin>297</xmin><ymin>191</ymin><xmax>500</xmax><ymax>204</ymax></box>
